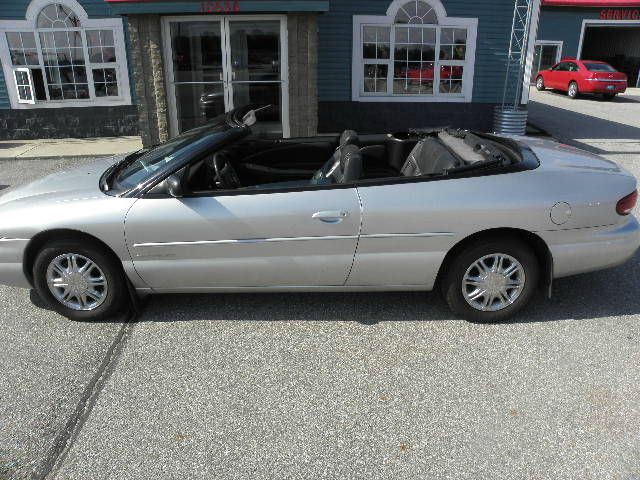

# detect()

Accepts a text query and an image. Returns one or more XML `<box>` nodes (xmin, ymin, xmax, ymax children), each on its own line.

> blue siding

<box><xmin>537</xmin><ymin>7</ymin><xmax>601</xmax><ymax>58</ymax></box>
<box><xmin>318</xmin><ymin>0</ymin><xmax>518</xmax><ymax>103</ymax></box>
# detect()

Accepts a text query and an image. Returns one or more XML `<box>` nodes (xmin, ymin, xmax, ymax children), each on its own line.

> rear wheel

<box><xmin>33</xmin><ymin>239</ymin><xmax>128</xmax><ymax>321</ymax></box>
<box><xmin>442</xmin><ymin>238</ymin><xmax>540</xmax><ymax>323</ymax></box>
<box><xmin>568</xmin><ymin>81</ymin><xmax>579</xmax><ymax>99</ymax></box>
<box><xmin>535</xmin><ymin>76</ymin><xmax>545</xmax><ymax>91</ymax></box>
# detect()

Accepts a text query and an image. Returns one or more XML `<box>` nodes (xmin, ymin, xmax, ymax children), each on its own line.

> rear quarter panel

<box><xmin>350</xmin><ymin>164</ymin><xmax>635</xmax><ymax>289</ymax></box>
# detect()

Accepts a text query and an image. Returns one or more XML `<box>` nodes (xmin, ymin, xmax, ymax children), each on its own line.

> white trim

<box><xmin>161</xmin><ymin>14</ymin><xmax>290</xmax><ymax>137</ymax></box>
<box><xmin>351</xmin><ymin>1</ymin><xmax>478</xmax><ymax>103</ymax></box>
<box><xmin>535</xmin><ymin>40</ymin><xmax>563</xmax><ymax>62</ymax></box>
<box><xmin>529</xmin><ymin>40</ymin><xmax>563</xmax><ymax>86</ymax></box>
<box><xmin>0</xmin><ymin>0</ymin><xmax>132</xmax><ymax>109</ymax></box>
<box><xmin>385</xmin><ymin>0</ymin><xmax>448</xmax><ymax>21</ymax></box>
<box><xmin>520</xmin><ymin>0</ymin><xmax>542</xmax><ymax>105</ymax></box>
<box><xmin>577</xmin><ymin>18</ymin><xmax>640</xmax><ymax>61</ymax></box>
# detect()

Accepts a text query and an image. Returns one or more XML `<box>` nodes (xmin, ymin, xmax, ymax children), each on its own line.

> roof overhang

<box><xmin>106</xmin><ymin>0</ymin><xmax>330</xmax><ymax>15</ymax></box>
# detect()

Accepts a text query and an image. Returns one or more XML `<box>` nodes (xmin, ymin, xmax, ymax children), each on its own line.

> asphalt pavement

<box><xmin>1</xmin><ymin>100</ymin><xmax>640</xmax><ymax>480</ymax></box>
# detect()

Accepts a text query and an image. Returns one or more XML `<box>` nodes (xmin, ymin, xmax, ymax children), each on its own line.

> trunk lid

<box><xmin>517</xmin><ymin>137</ymin><xmax>626</xmax><ymax>175</ymax></box>
<box><xmin>592</xmin><ymin>71</ymin><xmax>627</xmax><ymax>82</ymax></box>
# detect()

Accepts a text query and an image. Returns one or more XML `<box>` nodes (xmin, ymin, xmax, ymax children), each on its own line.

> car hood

<box><xmin>517</xmin><ymin>136</ymin><xmax>624</xmax><ymax>174</ymax></box>
<box><xmin>0</xmin><ymin>155</ymin><xmax>125</xmax><ymax>208</ymax></box>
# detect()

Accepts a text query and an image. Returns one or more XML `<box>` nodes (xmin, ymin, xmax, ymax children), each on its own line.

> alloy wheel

<box><xmin>45</xmin><ymin>253</ymin><xmax>108</xmax><ymax>311</ymax></box>
<box><xmin>461</xmin><ymin>253</ymin><xmax>526</xmax><ymax>312</ymax></box>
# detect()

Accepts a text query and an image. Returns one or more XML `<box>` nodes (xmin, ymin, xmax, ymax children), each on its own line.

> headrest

<box><xmin>340</xmin><ymin>129</ymin><xmax>359</xmax><ymax>146</ymax></box>
<box><xmin>337</xmin><ymin>144</ymin><xmax>362</xmax><ymax>183</ymax></box>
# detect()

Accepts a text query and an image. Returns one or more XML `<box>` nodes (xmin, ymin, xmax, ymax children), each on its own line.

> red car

<box><xmin>535</xmin><ymin>59</ymin><xmax>627</xmax><ymax>100</ymax></box>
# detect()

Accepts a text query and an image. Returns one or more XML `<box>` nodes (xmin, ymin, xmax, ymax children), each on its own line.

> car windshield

<box><xmin>111</xmin><ymin>121</ymin><xmax>230</xmax><ymax>192</ymax></box>
<box><xmin>583</xmin><ymin>62</ymin><xmax>616</xmax><ymax>72</ymax></box>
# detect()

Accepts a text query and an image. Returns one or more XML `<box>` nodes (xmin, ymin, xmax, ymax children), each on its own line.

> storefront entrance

<box><xmin>162</xmin><ymin>16</ymin><xmax>288</xmax><ymax>136</ymax></box>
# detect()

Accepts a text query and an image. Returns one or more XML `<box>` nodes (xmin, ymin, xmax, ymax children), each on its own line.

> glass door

<box><xmin>531</xmin><ymin>43</ymin><xmax>561</xmax><ymax>82</ymax></box>
<box><xmin>168</xmin><ymin>21</ymin><xmax>226</xmax><ymax>133</ymax></box>
<box><xmin>227</xmin><ymin>20</ymin><xmax>283</xmax><ymax>136</ymax></box>
<box><xmin>165</xmin><ymin>17</ymin><xmax>287</xmax><ymax>136</ymax></box>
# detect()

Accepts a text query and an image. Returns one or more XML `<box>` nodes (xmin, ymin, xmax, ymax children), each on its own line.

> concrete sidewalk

<box><xmin>0</xmin><ymin>136</ymin><xmax>142</xmax><ymax>159</ymax></box>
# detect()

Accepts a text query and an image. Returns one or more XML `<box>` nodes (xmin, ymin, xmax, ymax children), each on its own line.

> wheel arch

<box><xmin>23</xmin><ymin>229</ymin><xmax>124</xmax><ymax>287</ymax></box>
<box><xmin>434</xmin><ymin>228</ymin><xmax>553</xmax><ymax>295</ymax></box>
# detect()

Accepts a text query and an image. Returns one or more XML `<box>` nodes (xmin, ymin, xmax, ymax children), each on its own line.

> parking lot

<box><xmin>1</xmin><ymin>92</ymin><xmax>640</xmax><ymax>479</ymax></box>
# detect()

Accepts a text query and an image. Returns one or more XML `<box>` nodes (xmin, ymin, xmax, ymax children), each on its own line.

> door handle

<box><xmin>312</xmin><ymin>210</ymin><xmax>349</xmax><ymax>224</ymax></box>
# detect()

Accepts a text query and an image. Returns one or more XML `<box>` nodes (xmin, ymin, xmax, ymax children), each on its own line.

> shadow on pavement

<box><xmin>68</xmin><ymin>251</ymin><xmax>639</xmax><ymax>326</ymax></box>
<box><xmin>528</xmin><ymin>100</ymin><xmax>640</xmax><ymax>156</ymax></box>
<box><xmin>541</xmin><ymin>89</ymin><xmax>640</xmax><ymax>104</ymax></box>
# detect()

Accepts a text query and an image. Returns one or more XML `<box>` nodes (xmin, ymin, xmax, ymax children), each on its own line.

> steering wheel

<box><xmin>212</xmin><ymin>152</ymin><xmax>242</xmax><ymax>189</ymax></box>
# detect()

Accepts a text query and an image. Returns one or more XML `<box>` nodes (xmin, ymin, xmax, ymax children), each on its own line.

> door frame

<box><xmin>534</xmin><ymin>40</ymin><xmax>563</xmax><ymax>64</ymax></box>
<box><xmin>577</xmin><ymin>20</ymin><xmax>640</xmax><ymax>88</ymax></box>
<box><xmin>531</xmin><ymin>40</ymin><xmax>563</xmax><ymax>82</ymax></box>
<box><xmin>161</xmin><ymin>14</ymin><xmax>290</xmax><ymax>137</ymax></box>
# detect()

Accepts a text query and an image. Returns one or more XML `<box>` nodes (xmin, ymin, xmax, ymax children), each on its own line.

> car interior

<box><xmin>182</xmin><ymin>127</ymin><xmax>519</xmax><ymax>193</ymax></box>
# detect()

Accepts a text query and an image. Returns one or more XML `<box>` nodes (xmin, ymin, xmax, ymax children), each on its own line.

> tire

<box><xmin>567</xmin><ymin>81</ymin><xmax>579</xmax><ymax>99</ymax></box>
<box><xmin>535</xmin><ymin>76</ymin><xmax>545</xmax><ymax>91</ymax></box>
<box><xmin>442</xmin><ymin>237</ymin><xmax>540</xmax><ymax>323</ymax></box>
<box><xmin>33</xmin><ymin>239</ymin><xmax>128</xmax><ymax>321</ymax></box>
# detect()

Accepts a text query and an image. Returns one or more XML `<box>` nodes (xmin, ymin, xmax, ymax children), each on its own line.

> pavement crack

<box><xmin>33</xmin><ymin>313</ymin><xmax>136</xmax><ymax>480</ymax></box>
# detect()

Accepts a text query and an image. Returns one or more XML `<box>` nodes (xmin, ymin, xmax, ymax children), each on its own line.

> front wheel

<box><xmin>442</xmin><ymin>238</ymin><xmax>540</xmax><ymax>323</ymax></box>
<box><xmin>568</xmin><ymin>81</ymin><xmax>579</xmax><ymax>99</ymax></box>
<box><xmin>33</xmin><ymin>239</ymin><xmax>128</xmax><ymax>321</ymax></box>
<box><xmin>535</xmin><ymin>76</ymin><xmax>545</xmax><ymax>91</ymax></box>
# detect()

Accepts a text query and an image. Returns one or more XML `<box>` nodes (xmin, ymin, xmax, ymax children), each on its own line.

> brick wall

<box><xmin>0</xmin><ymin>105</ymin><xmax>139</xmax><ymax>140</ymax></box>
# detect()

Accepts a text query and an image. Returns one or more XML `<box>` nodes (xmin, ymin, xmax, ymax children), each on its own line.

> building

<box><xmin>0</xmin><ymin>0</ymin><xmax>541</xmax><ymax>145</ymax></box>
<box><xmin>534</xmin><ymin>0</ymin><xmax>640</xmax><ymax>85</ymax></box>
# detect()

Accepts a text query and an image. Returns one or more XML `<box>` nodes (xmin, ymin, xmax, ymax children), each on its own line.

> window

<box><xmin>0</xmin><ymin>0</ymin><xmax>131</xmax><ymax>108</ymax></box>
<box><xmin>583</xmin><ymin>62</ymin><xmax>616</xmax><ymax>72</ymax></box>
<box><xmin>353</xmin><ymin>0</ymin><xmax>477</xmax><ymax>102</ymax></box>
<box><xmin>14</xmin><ymin>68</ymin><xmax>35</xmax><ymax>103</ymax></box>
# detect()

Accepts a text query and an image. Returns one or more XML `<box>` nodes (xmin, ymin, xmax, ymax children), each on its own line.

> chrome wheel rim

<box><xmin>462</xmin><ymin>253</ymin><xmax>525</xmax><ymax>312</ymax></box>
<box><xmin>536</xmin><ymin>78</ymin><xmax>543</xmax><ymax>88</ymax></box>
<box><xmin>569</xmin><ymin>84</ymin><xmax>577</xmax><ymax>96</ymax></box>
<box><xmin>46</xmin><ymin>253</ymin><xmax>108</xmax><ymax>311</ymax></box>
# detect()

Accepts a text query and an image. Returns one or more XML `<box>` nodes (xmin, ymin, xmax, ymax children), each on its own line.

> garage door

<box><xmin>581</xmin><ymin>25</ymin><xmax>640</xmax><ymax>87</ymax></box>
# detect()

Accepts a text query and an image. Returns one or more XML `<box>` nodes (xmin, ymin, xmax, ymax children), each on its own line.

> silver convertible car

<box><xmin>0</xmin><ymin>107</ymin><xmax>638</xmax><ymax>322</ymax></box>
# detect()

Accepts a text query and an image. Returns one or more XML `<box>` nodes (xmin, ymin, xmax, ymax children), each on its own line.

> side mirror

<box><xmin>166</xmin><ymin>174</ymin><xmax>183</xmax><ymax>198</ymax></box>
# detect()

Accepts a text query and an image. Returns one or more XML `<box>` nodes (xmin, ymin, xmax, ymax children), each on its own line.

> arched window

<box><xmin>353</xmin><ymin>0</ymin><xmax>477</xmax><ymax>102</ymax></box>
<box><xmin>0</xmin><ymin>0</ymin><xmax>131</xmax><ymax>107</ymax></box>
<box><xmin>394</xmin><ymin>0</ymin><xmax>438</xmax><ymax>25</ymax></box>
<box><xmin>37</xmin><ymin>4</ymin><xmax>80</xmax><ymax>28</ymax></box>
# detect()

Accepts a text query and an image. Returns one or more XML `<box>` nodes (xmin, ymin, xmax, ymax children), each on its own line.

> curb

<box><xmin>0</xmin><ymin>154</ymin><xmax>117</xmax><ymax>161</ymax></box>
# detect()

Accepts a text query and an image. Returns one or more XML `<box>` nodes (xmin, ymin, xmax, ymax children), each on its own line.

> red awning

<box><xmin>543</xmin><ymin>0</ymin><xmax>640</xmax><ymax>6</ymax></box>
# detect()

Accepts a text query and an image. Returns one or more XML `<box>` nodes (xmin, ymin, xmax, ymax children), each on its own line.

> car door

<box><xmin>125</xmin><ymin>187</ymin><xmax>361</xmax><ymax>290</ymax></box>
<box><xmin>546</xmin><ymin>63</ymin><xmax>561</xmax><ymax>89</ymax></box>
<box><xmin>554</xmin><ymin>62</ymin><xmax>571</xmax><ymax>90</ymax></box>
<box><xmin>347</xmin><ymin>180</ymin><xmax>459</xmax><ymax>289</ymax></box>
